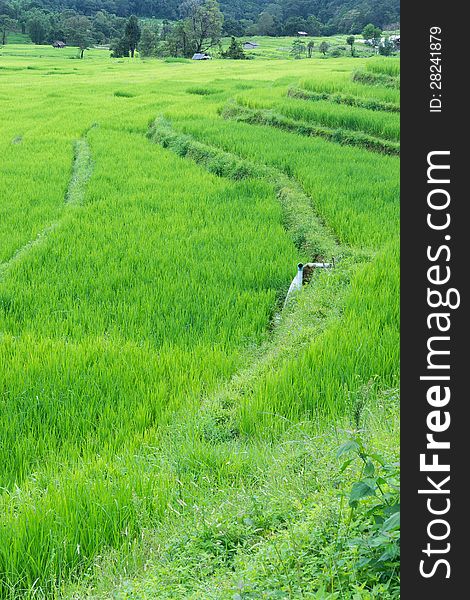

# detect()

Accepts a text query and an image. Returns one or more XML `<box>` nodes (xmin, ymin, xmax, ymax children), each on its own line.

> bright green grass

<box><xmin>235</xmin><ymin>88</ymin><xmax>400</xmax><ymax>141</ymax></box>
<box><xmin>236</xmin><ymin>240</ymin><xmax>399</xmax><ymax>434</ymax></box>
<box><xmin>0</xmin><ymin>126</ymin><xmax>298</xmax><ymax>490</ymax></box>
<box><xmin>0</xmin><ymin>119</ymin><xmax>73</xmax><ymax>263</ymax></box>
<box><xmin>147</xmin><ymin>118</ymin><xmax>399</xmax><ymax>430</ymax></box>
<box><xmin>2</xmin><ymin>32</ymin><xmax>31</xmax><ymax>44</ymax></box>
<box><xmin>175</xmin><ymin>118</ymin><xmax>399</xmax><ymax>249</ymax></box>
<box><xmin>301</xmin><ymin>72</ymin><xmax>401</xmax><ymax>104</ymax></box>
<box><xmin>0</xmin><ymin>44</ymin><xmax>399</xmax><ymax>598</ymax></box>
<box><xmin>366</xmin><ymin>56</ymin><xmax>401</xmax><ymax>77</ymax></box>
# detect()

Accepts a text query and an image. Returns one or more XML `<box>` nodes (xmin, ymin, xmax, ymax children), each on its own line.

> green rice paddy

<box><xmin>0</xmin><ymin>46</ymin><xmax>399</xmax><ymax>598</ymax></box>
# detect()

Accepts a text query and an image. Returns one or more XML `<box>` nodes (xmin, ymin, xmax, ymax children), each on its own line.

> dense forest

<box><xmin>1</xmin><ymin>0</ymin><xmax>400</xmax><ymax>37</ymax></box>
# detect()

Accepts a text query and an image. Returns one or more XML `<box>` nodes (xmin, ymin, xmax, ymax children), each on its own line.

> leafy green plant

<box><xmin>337</xmin><ymin>434</ymin><xmax>400</xmax><ymax>588</ymax></box>
<box><xmin>291</xmin><ymin>39</ymin><xmax>306</xmax><ymax>59</ymax></box>
<box><xmin>222</xmin><ymin>36</ymin><xmax>246</xmax><ymax>60</ymax></box>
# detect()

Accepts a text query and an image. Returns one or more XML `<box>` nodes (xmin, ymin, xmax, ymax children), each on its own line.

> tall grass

<box><xmin>353</xmin><ymin>69</ymin><xmax>400</xmax><ymax>89</ymax></box>
<box><xmin>0</xmin><ymin>123</ymin><xmax>71</xmax><ymax>263</ymax></box>
<box><xmin>237</xmin><ymin>240</ymin><xmax>399</xmax><ymax>435</ymax></box>
<box><xmin>237</xmin><ymin>94</ymin><xmax>400</xmax><ymax>141</ymax></box>
<box><xmin>300</xmin><ymin>76</ymin><xmax>400</xmax><ymax>104</ymax></box>
<box><xmin>221</xmin><ymin>103</ymin><xmax>400</xmax><ymax>155</ymax></box>
<box><xmin>151</xmin><ymin>119</ymin><xmax>399</xmax><ymax>436</ymax></box>
<box><xmin>148</xmin><ymin>117</ymin><xmax>338</xmax><ymax>259</ymax></box>
<box><xmin>288</xmin><ymin>86</ymin><xmax>400</xmax><ymax>113</ymax></box>
<box><xmin>0</xmin><ymin>46</ymin><xmax>399</xmax><ymax>597</ymax></box>
<box><xmin>177</xmin><ymin>117</ymin><xmax>399</xmax><ymax>249</ymax></box>
<box><xmin>366</xmin><ymin>57</ymin><xmax>401</xmax><ymax>77</ymax></box>
<box><xmin>0</xmin><ymin>127</ymin><xmax>298</xmax><ymax>487</ymax></box>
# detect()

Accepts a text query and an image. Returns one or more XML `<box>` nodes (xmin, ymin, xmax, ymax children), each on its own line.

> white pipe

<box><xmin>303</xmin><ymin>262</ymin><xmax>333</xmax><ymax>269</ymax></box>
<box><xmin>283</xmin><ymin>260</ymin><xmax>335</xmax><ymax>309</ymax></box>
<box><xmin>284</xmin><ymin>263</ymin><xmax>304</xmax><ymax>308</ymax></box>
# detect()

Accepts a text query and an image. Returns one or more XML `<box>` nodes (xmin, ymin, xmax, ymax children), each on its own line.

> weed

<box><xmin>337</xmin><ymin>433</ymin><xmax>400</xmax><ymax>591</ymax></box>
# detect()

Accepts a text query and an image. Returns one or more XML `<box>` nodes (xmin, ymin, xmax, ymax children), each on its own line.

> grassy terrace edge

<box><xmin>147</xmin><ymin>117</ymin><xmax>341</xmax><ymax>260</ymax></box>
<box><xmin>287</xmin><ymin>86</ymin><xmax>400</xmax><ymax>113</ymax></box>
<box><xmin>220</xmin><ymin>103</ymin><xmax>400</xmax><ymax>156</ymax></box>
<box><xmin>353</xmin><ymin>69</ymin><xmax>401</xmax><ymax>89</ymax></box>
<box><xmin>0</xmin><ymin>136</ymin><xmax>92</xmax><ymax>281</ymax></box>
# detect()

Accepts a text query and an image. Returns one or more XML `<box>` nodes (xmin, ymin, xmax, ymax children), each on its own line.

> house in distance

<box><xmin>192</xmin><ymin>53</ymin><xmax>212</xmax><ymax>60</ymax></box>
<box><xmin>243</xmin><ymin>41</ymin><xmax>259</xmax><ymax>49</ymax></box>
<box><xmin>52</xmin><ymin>40</ymin><xmax>66</xmax><ymax>48</ymax></box>
<box><xmin>390</xmin><ymin>35</ymin><xmax>400</xmax><ymax>49</ymax></box>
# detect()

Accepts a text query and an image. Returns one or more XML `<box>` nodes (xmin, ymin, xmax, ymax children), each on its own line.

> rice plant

<box><xmin>366</xmin><ymin>57</ymin><xmax>401</xmax><ymax>77</ymax></box>
<box><xmin>235</xmin><ymin>92</ymin><xmax>400</xmax><ymax>141</ymax></box>
<box><xmin>0</xmin><ymin>45</ymin><xmax>399</xmax><ymax>598</ymax></box>
<box><xmin>300</xmin><ymin>75</ymin><xmax>400</xmax><ymax>104</ymax></box>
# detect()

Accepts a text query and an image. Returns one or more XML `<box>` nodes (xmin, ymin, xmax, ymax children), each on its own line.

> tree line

<box><xmin>113</xmin><ymin>1</ymin><xmax>228</xmax><ymax>60</ymax></box>
<box><xmin>0</xmin><ymin>0</ymin><xmax>126</xmax><ymax>46</ymax></box>
<box><xmin>222</xmin><ymin>0</ymin><xmax>399</xmax><ymax>38</ymax></box>
<box><xmin>290</xmin><ymin>25</ymin><xmax>397</xmax><ymax>60</ymax></box>
<box><xmin>1</xmin><ymin>0</ymin><xmax>399</xmax><ymax>48</ymax></box>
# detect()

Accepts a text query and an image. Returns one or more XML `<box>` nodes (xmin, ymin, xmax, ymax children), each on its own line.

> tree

<box><xmin>48</xmin><ymin>12</ymin><xmax>67</xmax><ymax>44</ymax></box>
<box><xmin>0</xmin><ymin>0</ymin><xmax>402</xmax><ymax>40</ymax></box>
<box><xmin>283</xmin><ymin>0</ymin><xmax>311</xmax><ymax>19</ymax></box>
<box><xmin>27</xmin><ymin>13</ymin><xmax>48</xmax><ymax>45</ymax></box>
<box><xmin>179</xmin><ymin>0</ymin><xmax>199</xmax><ymax>19</ymax></box>
<box><xmin>5</xmin><ymin>0</ymin><xmax>20</xmax><ymax>20</ymax></box>
<box><xmin>160</xmin><ymin>19</ymin><xmax>173</xmax><ymax>39</ymax></box>
<box><xmin>307</xmin><ymin>40</ymin><xmax>314</xmax><ymax>57</ymax></box>
<box><xmin>264</xmin><ymin>3</ymin><xmax>283</xmax><ymax>20</ymax></box>
<box><xmin>139</xmin><ymin>24</ymin><xmax>156</xmax><ymax>57</ymax></box>
<box><xmin>306</xmin><ymin>15</ymin><xmax>323</xmax><ymax>36</ymax></box>
<box><xmin>283</xmin><ymin>16</ymin><xmax>308</xmax><ymax>36</ymax></box>
<box><xmin>346</xmin><ymin>35</ymin><xmax>355</xmax><ymax>56</ymax></box>
<box><xmin>336</xmin><ymin>8</ymin><xmax>363</xmax><ymax>34</ymax></box>
<box><xmin>222</xmin><ymin>35</ymin><xmax>245</xmax><ymax>59</ymax></box>
<box><xmin>257</xmin><ymin>11</ymin><xmax>277</xmax><ymax>36</ymax></box>
<box><xmin>63</xmin><ymin>15</ymin><xmax>92</xmax><ymax>58</ymax></box>
<box><xmin>362</xmin><ymin>23</ymin><xmax>378</xmax><ymax>39</ymax></box>
<box><xmin>379</xmin><ymin>36</ymin><xmax>394</xmax><ymax>56</ymax></box>
<box><xmin>165</xmin><ymin>20</ymin><xmax>190</xmax><ymax>56</ymax></box>
<box><xmin>241</xmin><ymin>18</ymin><xmax>256</xmax><ymax>36</ymax></box>
<box><xmin>362</xmin><ymin>22</ymin><xmax>382</xmax><ymax>51</ymax></box>
<box><xmin>291</xmin><ymin>39</ymin><xmax>306</xmax><ymax>59</ymax></box>
<box><xmin>110</xmin><ymin>35</ymin><xmax>130</xmax><ymax>57</ymax></box>
<box><xmin>319</xmin><ymin>41</ymin><xmax>329</xmax><ymax>56</ymax></box>
<box><xmin>0</xmin><ymin>14</ymin><xmax>15</xmax><ymax>45</ymax></box>
<box><xmin>184</xmin><ymin>0</ymin><xmax>223</xmax><ymax>54</ymax></box>
<box><xmin>222</xmin><ymin>17</ymin><xmax>243</xmax><ymax>37</ymax></box>
<box><xmin>92</xmin><ymin>11</ymin><xmax>125</xmax><ymax>45</ymax></box>
<box><xmin>125</xmin><ymin>15</ymin><xmax>141</xmax><ymax>57</ymax></box>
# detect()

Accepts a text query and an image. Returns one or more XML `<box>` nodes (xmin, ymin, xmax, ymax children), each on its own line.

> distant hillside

<box><xmin>221</xmin><ymin>0</ymin><xmax>399</xmax><ymax>28</ymax></box>
<box><xmin>28</xmin><ymin>0</ymin><xmax>399</xmax><ymax>31</ymax></box>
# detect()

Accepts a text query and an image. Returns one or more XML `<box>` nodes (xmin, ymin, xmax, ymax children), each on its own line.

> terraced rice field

<box><xmin>0</xmin><ymin>46</ymin><xmax>399</xmax><ymax>598</ymax></box>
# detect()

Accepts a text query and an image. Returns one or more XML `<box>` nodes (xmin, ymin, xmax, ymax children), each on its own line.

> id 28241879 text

<box><xmin>429</xmin><ymin>26</ymin><xmax>443</xmax><ymax>113</ymax></box>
